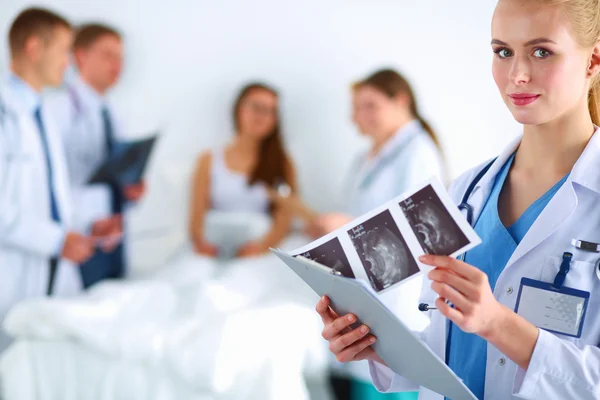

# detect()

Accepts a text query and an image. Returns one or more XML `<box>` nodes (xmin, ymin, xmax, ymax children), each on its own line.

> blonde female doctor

<box><xmin>317</xmin><ymin>0</ymin><xmax>600</xmax><ymax>399</ymax></box>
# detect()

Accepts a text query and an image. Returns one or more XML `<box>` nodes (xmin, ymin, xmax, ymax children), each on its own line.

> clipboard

<box><xmin>88</xmin><ymin>135</ymin><xmax>158</xmax><ymax>186</ymax></box>
<box><xmin>272</xmin><ymin>249</ymin><xmax>477</xmax><ymax>400</ymax></box>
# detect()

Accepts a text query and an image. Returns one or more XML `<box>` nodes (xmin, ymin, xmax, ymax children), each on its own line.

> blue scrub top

<box><xmin>446</xmin><ymin>154</ymin><xmax>569</xmax><ymax>399</ymax></box>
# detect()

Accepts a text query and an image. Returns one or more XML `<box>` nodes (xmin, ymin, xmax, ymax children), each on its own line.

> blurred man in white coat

<box><xmin>48</xmin><ymin>24</ymin><xmax>146</xmax><ymax>288</ymax></box>
<box><xmin>0</xmin><ymin>8</ymin><xmax>95</xmax><ymax>352</ymax></box>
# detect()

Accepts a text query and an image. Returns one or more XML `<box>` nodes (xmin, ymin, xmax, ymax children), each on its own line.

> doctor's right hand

<box><xmin>61</xmin><ymin>232</ymin><xmax>94</xmax><ymax>264</ymax></box>
<box><xmin>316</xmin><ymin>295</ymin><xmax>386</xmax><ymax>365</ymax></box>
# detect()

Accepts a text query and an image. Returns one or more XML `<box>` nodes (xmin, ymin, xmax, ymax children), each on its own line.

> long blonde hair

<box><xmin>532</xmin><ymin>0</ymin><xmax>600</xmax><ymax>124</ymax></box>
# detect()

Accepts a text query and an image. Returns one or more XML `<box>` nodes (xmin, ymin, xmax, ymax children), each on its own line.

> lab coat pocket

<box><xmin>537</xmin><ymin>257</ymin><xmax>596</xmax><ymax>344</ymax></box>
<box><xmin>541</xmin><ymin>256</ymin><xmax>596</xmax><ymax>294</ymax></box>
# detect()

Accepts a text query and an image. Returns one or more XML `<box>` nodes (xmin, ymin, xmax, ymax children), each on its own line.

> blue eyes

<box><xmin>495</xmin><ymin>48</ymin><xmax>513</xmax><ymax>58</ymax></box>
<box><xmin>493</xmin><ymin>47</ymin><xmax>553</xmax><ymax>59</ymax></box>
<box><xmin>533</xmin><ymin>48</ymin><xmax>551</xmax><ymax>58</ymax></box>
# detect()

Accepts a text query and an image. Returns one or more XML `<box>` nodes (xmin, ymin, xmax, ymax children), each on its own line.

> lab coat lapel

<box><xmin>504</xmin><ymin>128</ymin><xmax>600</xmax><ymax>270</ymax></box>
<box><xmin>462</xmin><ymin>137</ymin><xmax>521</xmax><ymax>227</ymax></box>
<box><xmin>505</xmin><ymin>182</ymin><xmax>577</xmax><ymax>269</ymax></box>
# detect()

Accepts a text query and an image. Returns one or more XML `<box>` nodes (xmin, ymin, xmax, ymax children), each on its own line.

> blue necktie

<box><xmin>101</xmin><ymin>106</ymin><xmax>122</xmax><ymax>214</ymax></box>
<box><xmin>34</xmin><ymin>107</ymin><xmax>61</xmax><ymax>223</ymax></box>
<box><xmin>101</xmin><ymin>106</ymin><xmax>115</xmax><ymax>156</ymax></box>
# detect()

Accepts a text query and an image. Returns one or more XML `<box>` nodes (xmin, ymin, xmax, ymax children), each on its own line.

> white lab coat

<box><xmin>337</xmin><ymin>120</ymin><xmax>445</xmax><ymax>382</ymax></box>
<box><xmin>369</xmin><ymin>130</ymin><xmax>600</xmax><ymax>399</ymax></box>
<box><xmin>45</xmin><ymin>75</ymin><xmax>124</xmax><ymax>233</ymax></box>
<box><xmin>345</xmin><ymin>120</ymin><xmax>445</xmax><ymax>217</ymax></box>
<box><xmin>0</xmin><ymin>78</ymin><xmax>82</xmax><ymax>352</ymax></box>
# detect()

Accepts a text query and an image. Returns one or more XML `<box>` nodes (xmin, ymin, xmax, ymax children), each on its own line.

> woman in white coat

<box><xmin>317</xmin><ymin>0</ymin><xmax>600</xmax><ymax>399</ymax></box>
<box><xmin>279</xmin><ymin>68</ymin><xmax>445</xmax><ymax>241</ymax></box>
<box><xmin>273</xmin><ymin>69</ymin><xmax>445</xmax><ymax>400</ymax></box>
<box><xmin>327</xmin><ymin>70</ymin><xmax>445</xmax><ymax>400</ymax></box>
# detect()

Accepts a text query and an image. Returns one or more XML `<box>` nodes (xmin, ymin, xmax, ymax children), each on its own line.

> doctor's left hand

<box><xmin>420</xmin><ymin>254</ymin><xmax>508</xmax><ymax>338</ymax></box>
<box><xmin>124</xmin><ymin>180</ymin><xmax>146</xmax><ymax>202</ymax></box>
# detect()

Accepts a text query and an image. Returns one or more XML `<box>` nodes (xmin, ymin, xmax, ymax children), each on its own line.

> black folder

<box><xmin>87</xmin><ymin>135</ymin><xmax>158</xmax><ymax>186</ymax></box>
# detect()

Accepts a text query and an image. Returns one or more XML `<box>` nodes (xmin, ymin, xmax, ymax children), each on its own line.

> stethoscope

<box><xmin>418</xmin><ymin>155</ymin><xmax>600</xmax><ymax>314</ymax></box>
<box><xmin>418</xmin><ymin>158</ymin><xmax>497</xmax><ymax>312</ymax></box>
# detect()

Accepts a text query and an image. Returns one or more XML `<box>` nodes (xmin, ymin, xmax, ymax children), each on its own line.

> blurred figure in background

<box><xmin>189</xmin><ymin>82</ymin><xmax>297</xmax><ymax>258</ymax></box>
<box><xmin>316</xmin><ymin>69</ymin><xmax>445</xmax><ymax>237</ymax></box>
<box><xmin>48</xmin><ymin>23</ymin><xmax>146</xmax><ymax>288</ymax></box>
<box><xmin>0</xmin><ymin>8</ymin><xmax>95</xmax><ymax>352</ymax></box>
<box><xmin>345</xmin><ymin>69</ymin><xmax>444</xmax><ymax>213</ymax></box>
<box><xmin>271</xmin><ymin>68</ymin><xmax>445</xmax><ymax>234</ymax></box>
<box><xmin>270</xmin><ymin>68</ymin><xmax>445</xmax><ymax>400</ymax></box>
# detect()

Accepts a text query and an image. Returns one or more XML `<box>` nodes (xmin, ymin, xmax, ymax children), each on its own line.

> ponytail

<box><xmin>414</xmin><ymin>113</ymin><xmax>448</xmax><ymax>184</ymax></box>
<box><xmin>411</xmin><ymin>107</ymin><xmax>442</xmax><ymax>153</ymax></box>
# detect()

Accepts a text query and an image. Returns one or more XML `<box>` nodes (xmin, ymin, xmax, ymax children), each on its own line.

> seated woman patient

<box><xmin>189</xmin><ymin>82</ymin><xmax>297</xmax><ymax>258</ymax></box>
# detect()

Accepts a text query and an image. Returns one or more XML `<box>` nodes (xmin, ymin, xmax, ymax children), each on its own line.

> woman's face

<box><xmin>491</xmin><ymin>0</ymin><xmax>596</xmax><ymax>126</ymax></box>
<box><xmin>237</xmin><ymin>88</ymin><xmax>278</xmax><ymax>140</ymax></box>
<box><xmin>352</xmin><ymin>85</ymin><xmax>406</xmax><ymax>141</ymax></box>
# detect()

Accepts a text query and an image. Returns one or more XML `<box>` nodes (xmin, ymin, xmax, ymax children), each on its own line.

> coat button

<box><xmin>506</xmin><ymin>287</ymin><xmax>513</xmax><ymax>295</ymax></box>
<box><xmin>499</xmin><ymin>357</ymin><xmax>506</xmax><ymax>366</ymax></box>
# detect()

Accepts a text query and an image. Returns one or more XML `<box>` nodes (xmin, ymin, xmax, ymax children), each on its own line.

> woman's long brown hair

<box><xmin>233</xmin><ymin>83</ymin><xmax>292</xmax><ymax>188</ymax></box>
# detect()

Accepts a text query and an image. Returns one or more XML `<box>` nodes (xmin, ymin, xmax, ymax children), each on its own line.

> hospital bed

<box><xmin>0</xmin><ymin>225</ymin><xmax>332</xmax><ymax>400</ymax></box>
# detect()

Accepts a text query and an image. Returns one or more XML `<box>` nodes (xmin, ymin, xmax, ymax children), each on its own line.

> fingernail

<box><xmin>419</xmin><ymin>255</ymin><xmax>428</xmax><ymax>262</ymax></box>
<box><xmin>347</xmin><ymin>315</ymin><xmax>355</xmax><ymax>323</ymax></box>
<box><xmin>370</xmin><ymin>337</ymin><xmax>376</xmax><ymax>343</ymax></box>
<box><xmin>360</xmin><ymin>325</ymin><xmax>368</xmax><ymax>334</ymax></box>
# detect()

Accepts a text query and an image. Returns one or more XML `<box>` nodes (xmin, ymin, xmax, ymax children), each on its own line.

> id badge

<box><xmin>514</xmin><ymin>277</ymin><xmax>590</xmax><ymax>338</ymax></box>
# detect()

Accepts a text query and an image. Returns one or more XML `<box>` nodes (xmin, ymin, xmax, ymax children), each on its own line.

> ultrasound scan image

<box><xmin>295</xmin><ymin>237</ymin><xmax>355</xmax><ymax>278</ymax></box>
<box><xmin>348</xmin><ymin>210</ymin><xmax>419</xmax><ymax>292</ymax></box>
<box><xmin>400</xmin><ymin>184</ymin><xmax>469</xmax><ymax>255</ymax></box>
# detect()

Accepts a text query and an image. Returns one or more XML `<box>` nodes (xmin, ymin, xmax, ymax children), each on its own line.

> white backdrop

<box><xmin>0</xmin><ymin>0</ymin><xmax>520</xmax><ymax>273</ymax></box>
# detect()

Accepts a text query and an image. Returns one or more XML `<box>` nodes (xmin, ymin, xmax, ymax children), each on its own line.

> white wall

<box><xmin>0</xmin><ymin>0</ymin><xmax>520</xmax><ymax>273</ymax></box>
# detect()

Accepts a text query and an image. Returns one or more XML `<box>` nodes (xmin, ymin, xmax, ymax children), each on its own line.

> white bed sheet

<box><xmin>1</xmin><ymin>340</ymin><xmax>212</xmax><ymax>400</ymax></box>
<box><xmin>0</xmin><ymin>235</ymin><xmax>330</xmax><ymax>400</ymax></box>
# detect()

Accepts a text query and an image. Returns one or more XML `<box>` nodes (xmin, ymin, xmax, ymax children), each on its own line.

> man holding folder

<box><xmin>48</xmin><ymin>23</ymin><xmax>146</xmax><ymax>288</ymax></box>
